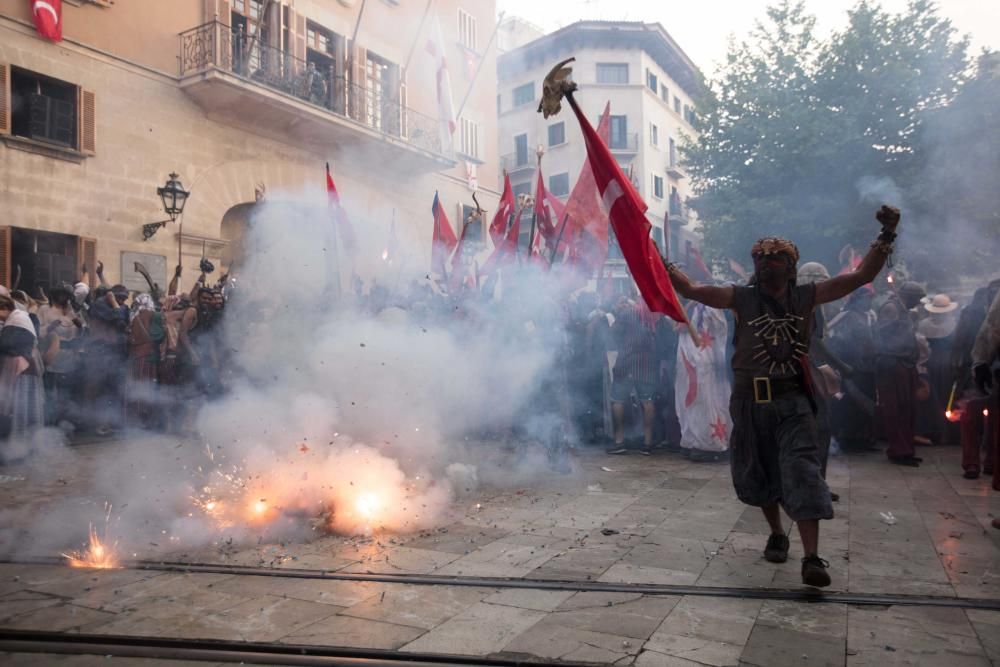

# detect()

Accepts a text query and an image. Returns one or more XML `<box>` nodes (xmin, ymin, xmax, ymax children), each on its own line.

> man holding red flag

<box><xmin>538</xmin><ymin>56</ymin><xmax>903</xmax><ymax>588</ymax></box>
<box><xmin>430</xmin><ymin>191</ymin><xmax>458</xmax><ymax>278</ymax></box>
<box><xmin>31</xmin><ymin>0</ymin><xmax>62</xmax><ymax>42</ymax></box>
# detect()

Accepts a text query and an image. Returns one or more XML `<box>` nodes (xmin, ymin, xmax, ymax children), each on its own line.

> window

<box><xmin>652</xmin><ymin>174</ymin><xmax>664</xmax><ymax>199</ymax></box>
<box><xmin>596</xmin><ymin>63</ymin><xmax>628</xmax><ymax>84</ymax></box>
<box><xmin>512</xmin><ymin>181</ymin><xmax>532</xmax><ymax>198</ymax></box>
<box><xmin>673</xmin><ymin>96</ymin><xmax>682</xmax><ymax>113</ymax></box>
<box><xmin>549</xmin><ymin>172</ymin><xmax>570</xmax><ymax>197</ymax></box>
<box><xmin>660</xmin><ymin>83</ymin><xmax>669</xmax><ymax>102</ymax></box>
<box><xmin>548</xmin><ymin>122</ymin><xmax>565</xmax><ymax>147</ymax></box>
<box><xmin>365</xmin><ymin>52</ymin><xmax>393</xmax><ymax>130</ymax></box>
<box><xmin>669</xmin><ymin>137</ymin><xmax>678</xmax><ymax>167</ymax></box>
<box><xmin>512</xmin><ymin>82</ymin><xmax>534</xmax><ymax>107</ymax></box>
<box><xmin>649</xmin><ymin>123</ymin><xmax>658</xmax><ymax>147</ymax></box>
<box><xmin>9</xmin><ymin>67</ymin><xmax>82</xmax><ymax>150</ymax></box>
<box><xmin>609</xmin><ymin>115</ymin><xmax>628</xmax><ymax>149</ymax></box>
<box><xmin>460</xmin><ymin>117</ymin><xmax>479</xmax><ymax>158</ymax></box>
<box><xmin>646</xmin><ymin>68</ymin><xmax>658</xmax><ymax>92</ymax></box>
<box><xmin>652</xmin><ymin>227</ymin><xmax>665</xmax><ymax>258</ymax></box>
<box><xmin>514</xmin><ymin>133</ymin><xmax>528</xmax><ymax>166</ymax></box>
<box><xmin>458</xmin><ymin>8</ymin><xmax>477</xmax><ymax>51</ymax></box>
<box><xmin>685</xmin><ymin>105</ymin><xmax>696</xmax><ymax>124</ymax></box>
<box><xmin>307</xmin><ymin>22</ymin><xmax>336</xmax><ymax>55</ymax></box>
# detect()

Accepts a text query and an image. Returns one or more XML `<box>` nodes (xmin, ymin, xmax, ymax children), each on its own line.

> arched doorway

<box><xmin>220</xmin><ymin>202</ymin><xmax>256</xmax><ymax>273</ymax></box>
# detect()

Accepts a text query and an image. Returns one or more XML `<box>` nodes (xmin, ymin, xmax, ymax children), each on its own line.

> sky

<box><xmin>494</xmin><ymin>0</ymin><xmax>1000</xmax><ymax>75</ymax></box>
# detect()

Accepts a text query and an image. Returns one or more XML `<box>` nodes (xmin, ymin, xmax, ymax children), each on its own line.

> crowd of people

<box><xmin>0</xmin><ymin>261</ymin><xmax>228</xmax><ymax>443</ymax></box>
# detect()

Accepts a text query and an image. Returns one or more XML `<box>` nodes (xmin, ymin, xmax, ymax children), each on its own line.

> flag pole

<box><xmin>403</xmin><ymin>0</ymin><xmax>435</xmax><ymax>72</ymax></box>
<box><xmin>527</xmin><ymin>147</ymin><xmax>543</xmax><ymax>260</ymax></box>
<box><xmin>455</xmin><ymin>11</ymin><xmax>505</xmax><ymax>120</ymax></box>
<box><xmin>548</xmin><ymin>211</ymin><xmax>570</xmax><ymax>264</ymax></box>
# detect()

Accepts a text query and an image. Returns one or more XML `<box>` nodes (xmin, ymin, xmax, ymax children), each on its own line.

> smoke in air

<box><xmin>0</xmin><ymin>188</ymin><xmax>576</xmax><ymax>561</ymax></box>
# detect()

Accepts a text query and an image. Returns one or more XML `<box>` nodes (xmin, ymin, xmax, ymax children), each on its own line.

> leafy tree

<box><xmin>684</xmin><ymin>0</ymin><xmax>970</xmax><ymax>276</ymax></box>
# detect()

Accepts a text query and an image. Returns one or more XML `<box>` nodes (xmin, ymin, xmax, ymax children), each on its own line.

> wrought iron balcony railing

<box><xmin>608</xmin><ymin>132</ymin><xmax>639</xmax><ymax>152</ymax></box>
<box><xmin>179</xmin><ymin>21</ymin><xmax>449</xmax><ymax>158</ymax></box>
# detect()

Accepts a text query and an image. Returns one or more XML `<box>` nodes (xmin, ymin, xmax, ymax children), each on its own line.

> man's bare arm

<box><xmin>815</xmin><ymin>205</ymin><xmax>899</xmax><ymax>306</ymax></box>
<box><xmin>665</xmin><ymin>262</ymin><xmax>734</xmax><ymax>309</ymax></box>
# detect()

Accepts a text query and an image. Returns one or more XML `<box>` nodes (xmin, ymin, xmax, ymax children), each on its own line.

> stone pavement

<box><xmin>0</xmin><ymin>441</ymin><xmax>998</xmax><ymax>666</ymax></box>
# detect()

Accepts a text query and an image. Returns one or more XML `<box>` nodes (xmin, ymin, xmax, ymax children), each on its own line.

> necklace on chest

<box><xmin>748</xmin><ymin>310</ymin><xmax>809</xmax><ymax>376</ymax></box>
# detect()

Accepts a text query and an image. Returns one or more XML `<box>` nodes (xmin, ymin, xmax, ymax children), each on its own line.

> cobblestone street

<box><xmin>1</xmin><ymin>441</ymin><xmax>998</xmax><ymax>665</ymax></box>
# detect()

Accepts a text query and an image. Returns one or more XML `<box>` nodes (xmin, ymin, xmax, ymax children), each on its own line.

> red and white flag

<box><xmin>31</xmin><ymin>0</ymin><xmax>62</xmax><ymax>42</ymax></box>
<box><xmin>481</xmin><ymin>208</ymin><xmax>522</xmax><ymax>275</ymax></box>
<box><xmin>426</xmin><ymin>13</ymin><xmax>457</xmax><ymax>153</ymax></box>
<box><xmin>326</xmin><ymin>163</ymin><xmax>356</xmax><ymax>255</ymax></box>
<box><xmin>558</xmin><ymin>102</ymin><xmax>611</xmax><ymax>273</ymax></box>
<box><xmin>567</xmin><ymin>99</ymin><xmax>686</xmax><ymax>322</ymax></box>
<box><xmin>430</xmin><ymin>191</ymin><xmax>458</xmax><ymax>276</ymax></box>
<box><xmin>489</xmin><ymin>173</ymin><xmax>516</xmax><ymax>246</ymax></box>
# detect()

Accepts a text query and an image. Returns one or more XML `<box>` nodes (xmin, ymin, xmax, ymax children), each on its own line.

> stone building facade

<box><xmin>0</xmin><ymin>0</ymin><xmax>499</xmax><ymax>293</ymax></box>
<box><xmin>497</xmin><ymin>21</ymin><xmax>703</xmax><ymax>281</ymax></box>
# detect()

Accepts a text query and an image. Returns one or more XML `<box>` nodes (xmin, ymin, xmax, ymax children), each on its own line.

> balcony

<box><xmin>666</xmin><ymin>161</ymin><xmax>686</xmax><ymax>179</ymax></box>
<box><xmin>500</xmin><ymin>151</ymin><xmax>536</xmax><ymax>176</ymax></box>
<box><xmin>608</xmin><ymin>132</ymin><xmax>639</xmax><ymax>154</ymax></box>
<box><xmin>178</xmin><ymin>21</ymin><xmax>455</xmax><ymax>169</ymax></box>
<box><xmin>669</xmin><ymin>197</ymin><xmax>690</xmax><ymax>225</ymax></box>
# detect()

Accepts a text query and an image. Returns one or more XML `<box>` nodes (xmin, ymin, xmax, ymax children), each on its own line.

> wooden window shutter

<box><xmin>219</xmin><ymin>0</ymin><xmax>231</xmax><ymax>26</ymax></box>
<box><xmin>0</xmin><ymin>64</ymin><xmax>10</xmax><ymax>136</ymax></box>
<box><xmin>293</xmin><ymin>13</ymin><xmax>306</xmax><ymax>64</ymax></box>
<box><xmin>78</xmin><ymin>88</ymin><xmax>96</xmax><ymax>155</ymax></box>
<box><xmin>350</xmin><ymin>45</ymin><xmax>367</xmax><ymax>122</ymax></box>
<box><xmin>77</xmin><ymin>237</ymin><xmax>97</xmax><ymax>290</ymax></box>
<box><xmin>0</xmin><ymin>227</ymin><xmax>10</xmax><ymax>289</ymax></box>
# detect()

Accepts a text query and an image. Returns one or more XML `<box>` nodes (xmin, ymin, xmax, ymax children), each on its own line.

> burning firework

<box><xmin>63</xmin><ymin>524</ymin><xmax>119</xmax><ymax>569</ymax></box>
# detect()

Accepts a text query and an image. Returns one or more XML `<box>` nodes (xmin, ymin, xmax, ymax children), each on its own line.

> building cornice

<box><xmin>498</xmin><ymin>21</ymin><xmax>704</xmax><ymax>99</ymax></box>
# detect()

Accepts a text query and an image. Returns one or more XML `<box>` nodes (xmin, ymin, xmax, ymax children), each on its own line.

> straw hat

<box><xmin>924</xmin><ymin>294</ymin><xmax>958</xmax><ymax>314</ymax></box>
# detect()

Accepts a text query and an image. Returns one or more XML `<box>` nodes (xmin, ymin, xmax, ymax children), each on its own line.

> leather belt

<box><xmin>732</xmin><ymin>375</ymin><xmax>804</xmax><ymax>403</ymax></box>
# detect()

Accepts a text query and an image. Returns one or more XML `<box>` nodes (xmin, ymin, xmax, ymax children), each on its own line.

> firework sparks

<box><xmin>63</xmin><ymin>524</ymin><xmax>119</xmax><ymax>569</ymax></box>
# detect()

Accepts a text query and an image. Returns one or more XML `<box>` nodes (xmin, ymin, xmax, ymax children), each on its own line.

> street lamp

<box><xmin>157</xmin><ymin>173</ymin><xmax>190</xmax><ymax>221</ymax></box>
<box><xmin>144</xmin><ymin>172</ymin><xmax>191</xmax><ymax>241</ymax></box>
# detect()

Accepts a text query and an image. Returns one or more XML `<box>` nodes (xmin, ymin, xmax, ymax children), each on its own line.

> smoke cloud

<box><xmin>0</xmin><ymin>188</ymin><xmax>579</xmax><ymax>561</ymax></box>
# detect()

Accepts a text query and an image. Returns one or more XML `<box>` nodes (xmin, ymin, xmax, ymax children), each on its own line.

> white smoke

<box><xmin>0</xmin><ymin>188</ymin><xmax>579</xmax><ymax>560</ymax></box>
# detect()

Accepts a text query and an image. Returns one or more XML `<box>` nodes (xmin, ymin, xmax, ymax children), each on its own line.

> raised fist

<box><xmin>876</xmin><ymin>205</ymin><xmax>900</xmax><ymax>230</ymax></box>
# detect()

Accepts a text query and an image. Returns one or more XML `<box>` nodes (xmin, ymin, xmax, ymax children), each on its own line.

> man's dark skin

<box><xmin>665</xmin><ymin>205</ymin><xmax>900</xmax><ymax>561</ymax></box>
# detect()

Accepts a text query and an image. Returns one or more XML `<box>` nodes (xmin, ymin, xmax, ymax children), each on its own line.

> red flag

<box><xmin>560</xmin><ymin>102</ymin><xmax>611</xmax><ymax>273</ymax></box>
<box><xmin>567</xmin><ymin>99</ymin><xmax>685</xmax><ymax>322</ymax></box>
<box><xmin>688</xmin><ymin>245</ymin><xmax>713</xmax><ymax>282</ymax></box>
<box><xmin>489</xmin><ymin>173</ymin><xmax>516</xmax><ymax>246</ymax></box>
<box><xmin>533</xmin><ymin>168</ymin><xmax>555</xmax><ymax>242</ymax></box>
<box><xmin>481</xmin><ymin>208</ymin><xmax>522</xmax><ymax>275</ymax></box>
<box><xmin>31</xmin><ymin>0</ymin><xmax>62</xmax><ymax>42</ymax></box>
<box><xmin>430</xmin><ymin>191</ymin><xmax>458</xmax><ymax>276</ymax></box>
<box><xmin>326</xmin><ymin>163</ymin><xmax>357</xmax><ymax>255</ymax></box>
<box><xmin>448</xmin><ymin>215</ymin><xmax>472</xmax><ymax>292</ymax></box>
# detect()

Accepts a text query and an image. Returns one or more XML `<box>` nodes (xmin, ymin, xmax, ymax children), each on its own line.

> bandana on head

<box><xmin>751</xmin><ymin>237</ymin><xmax>800</xmax><ymax>264</ymax></box>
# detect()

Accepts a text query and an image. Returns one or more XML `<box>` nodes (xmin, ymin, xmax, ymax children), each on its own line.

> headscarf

<box><xmin>3</xmin><ymin>309</ymin><xmax>37</xmax><ymax>338</ymax></box>
<box><xmin>132</xmin><ymin>293</ymin><xmax>156</xmax><ymax>314</ymax></box>
<box><xmin>73</xmin><ymin>282</ymin><xmax>90</xmax><ymax>305</ymax></box>
<box><xmin>751</xmin><ymin>237</ymin><xmax>800</xmax><ymax>264</ymax></box>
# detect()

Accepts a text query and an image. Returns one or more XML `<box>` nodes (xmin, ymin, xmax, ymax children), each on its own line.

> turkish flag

<box><xmin>480</xmin><ymin>208</ymin><xmax>522</xmax><ymax>275</ymax></box>
<box><xmin>559</xmin><ymin>103</ymin><xmax>611</xmax><ymax>273</ymax></box>
<box><xmin>430</xmin><ymin>191</ymin><xmax>458</xmax><ymax>276</ymax></box>
<box><xmin>31</xmin><ymin>0</ymin><xmax>62</xmax><ymax>42</ymax></box>
<box><xmin>489</xmin><ymin>173</ymin><xmax>515</xmax><ymax>246</ymax></box>
<box><xmin>567</xmin><ymin>98</ymin><xmax>685</xmax><ymax>322</ymax></box>
<box><xmin>326</xmin><ymin>163</ymin><xmax>357</xmax><ymax>255</ymax></box>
